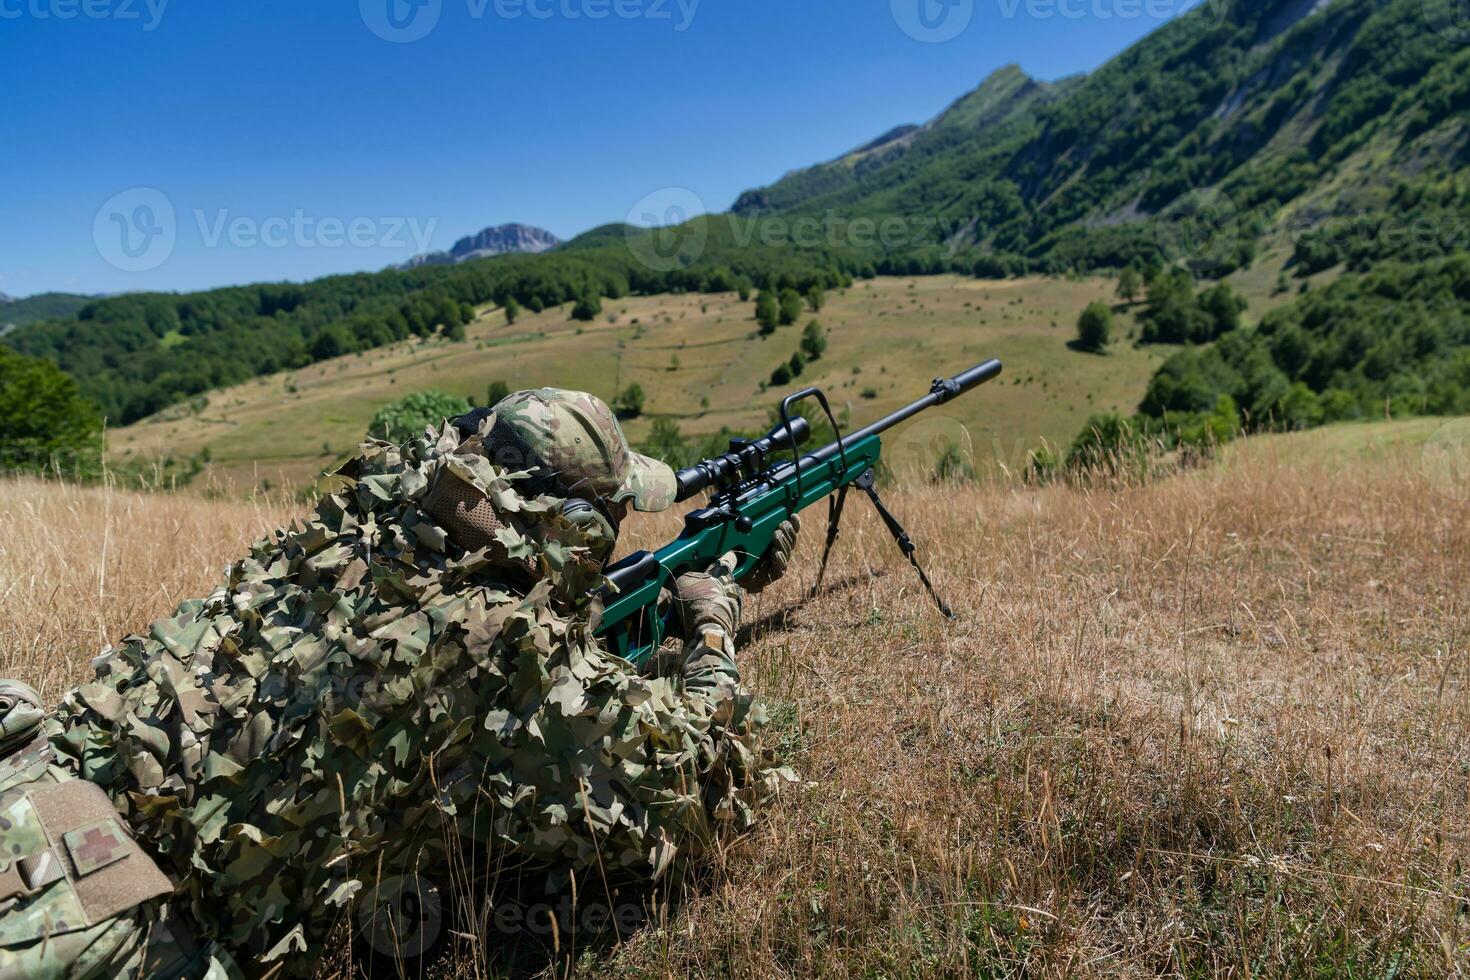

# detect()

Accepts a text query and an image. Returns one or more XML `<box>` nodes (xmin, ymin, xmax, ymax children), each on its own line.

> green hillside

<box><xmin>0</xmin><ymin>292</ymin><xmax>93</xmax><ymax>330</ymax></box>
<box><xmin>732</xmin><ymin>0</ymin><xmax>1470</xmax><ymax>277</ymax></box>
<box><xmin>4</xmin><ymin>0</ymin><xmax>1468</xmax><ymax>453</ymax></box>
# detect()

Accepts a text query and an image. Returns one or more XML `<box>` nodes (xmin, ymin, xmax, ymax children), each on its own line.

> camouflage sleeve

<box><xmin>666</xmin><ymin>569</ymin><xmax>744</xmax><ymax>722</ymax></box>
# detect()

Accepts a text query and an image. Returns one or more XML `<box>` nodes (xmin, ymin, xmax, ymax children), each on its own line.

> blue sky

<box><xmin>0</xmin><ymin>0</ymin><xmax>1205</xmax><ymax>296</ymax></box>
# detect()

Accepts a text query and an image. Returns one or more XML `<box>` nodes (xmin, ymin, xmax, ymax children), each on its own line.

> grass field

<box><xmin>5</xmin><ymin>419</ymin><xmax>1467</xmax><ymax>976</ymax></box>
<box><xmin>109</xmin><ymin>275</ymin><xmax>1176</xmax><ymax>490</ymax></box>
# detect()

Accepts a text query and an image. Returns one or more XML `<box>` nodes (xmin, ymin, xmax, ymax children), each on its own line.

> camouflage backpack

<box><xmin>0</xmin><ymin>681</ymin><xmax>227</xmax><ymax>979</ymax></box>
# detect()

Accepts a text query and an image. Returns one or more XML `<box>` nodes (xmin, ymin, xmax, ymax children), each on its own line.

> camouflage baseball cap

<box><xmin>490</xmin><ymin>388</ymin><xmax>678</xmax><ymax>512</ymax></box>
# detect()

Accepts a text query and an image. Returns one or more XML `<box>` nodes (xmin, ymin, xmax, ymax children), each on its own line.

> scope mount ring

<box><xmin>779</xmin><ymin>386</ymin><xmax>847</xmax><ymax>505</ymax></box>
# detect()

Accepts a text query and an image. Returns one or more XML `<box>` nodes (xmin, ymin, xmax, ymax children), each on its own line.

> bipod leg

<box><xmin>854</xmin><ymin>469</ymin><xmax>955</xmax><ymax>620</ymax></box>
<box><xmin>809</xmin><ymin>485</ymin><xmax>849</xmax><ymax>599</ymax></box>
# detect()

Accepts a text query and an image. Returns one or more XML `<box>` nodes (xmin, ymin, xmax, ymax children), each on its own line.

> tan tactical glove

<box><xmin>673</xmin><ymin>552</ymin><xmax>742</xmax><ymax>637</ymax></box>
<box><xmin>743</xmin><ymin>514</ymin><xmax>801</xmax><ymax>594</ymax></box>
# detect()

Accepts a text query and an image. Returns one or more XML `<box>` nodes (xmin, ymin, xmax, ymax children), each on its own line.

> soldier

<box><xmin>0</xmin><ymin>388</ymin><xmax>798</xmax><ymax>978</ymax></box>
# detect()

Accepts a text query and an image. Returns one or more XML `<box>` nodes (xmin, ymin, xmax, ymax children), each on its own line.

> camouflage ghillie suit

<box><xmin>0</xmin><ymin>393</ymin><xmax>791</xmax><ymax>977</ymax></box>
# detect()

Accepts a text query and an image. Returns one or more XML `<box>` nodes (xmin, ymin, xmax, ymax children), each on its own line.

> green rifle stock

<box><xmin>596</xmin><ymin>359</ymin><xmax>1003</xmax><ymax>665</ymax></box>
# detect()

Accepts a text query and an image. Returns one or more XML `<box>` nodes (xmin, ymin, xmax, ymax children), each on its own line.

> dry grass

<box><xmin>2</xmin><ymin>426</ymin><xmax>1467</xmax><ymax>976</ymax></box>
<box><xmin>0</xmin><ymin>479</ymin><xmax>294</xmax><ymax>701</ymax></box>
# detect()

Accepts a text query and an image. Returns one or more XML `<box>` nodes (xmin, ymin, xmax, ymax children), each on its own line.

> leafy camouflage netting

<box><xmin>42</xmin><ymin>421</ymin><xmax>789</xmax><ymax>974</ymax></box>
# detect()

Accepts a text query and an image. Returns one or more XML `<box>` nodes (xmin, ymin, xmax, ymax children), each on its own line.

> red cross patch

<box><xmin>63</xmin><ymin>818</ymin><xmax>131</xmax><ymax>877</ymax></box>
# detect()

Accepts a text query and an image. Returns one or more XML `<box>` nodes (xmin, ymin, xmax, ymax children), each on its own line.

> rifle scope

<box><xmin>674</xmin><ymin>416</ymin><xmax>812</xmax><ymax>500</ymax></box>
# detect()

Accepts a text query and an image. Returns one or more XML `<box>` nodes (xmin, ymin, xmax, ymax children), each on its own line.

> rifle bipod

<box><xmin>810</xmin><ymin>468</ymin><xmax>956</xmax><ymax>620</ymax></box>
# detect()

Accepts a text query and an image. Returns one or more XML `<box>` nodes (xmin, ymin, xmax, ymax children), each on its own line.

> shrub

<box><xmin>800</xmin><ymin>320</ymin><xmax>827</xmax><ymax>360</ymax></box>
<box><xmin>778</xmin><ymin>288</ymin><xmax>803</xmax><ymax>326</ymax></box>
<box><xmin>572</xmin><ymin>293</ymin><xmax>603</xmax><ymax>322</ymax></box>
<box><xmin>613</xmin><ymin>383</ymin><xmax>646</xmax><ymax>419</ymax></box>
<box><xmin>756</xmin><ymin>292</ymin><xmax>779</xmax><ymax>335</ymax></box>
<box><xmin>367</xmin><ymin>390</ymin><xmax>471</xmax><ymax>442</ymax></box>
<box><xmin>1076</xmin><ymin>302</ymin><xmax>1113</xmax><ymax>352</ymax></box>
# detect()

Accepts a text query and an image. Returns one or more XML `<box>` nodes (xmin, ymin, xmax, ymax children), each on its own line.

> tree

<box><xmin>1117</xmin><ymin>267</ymin><xmax>1142</xmax><ymax>303</ymax></box>
<box><xmin>641</xmin><ymin>416</ymin><xmax>690</xmax><ymax>466</ymax></box>
<box><xmin>0</xmin><ymin>348</ymin><xmax>104</xmax><ymax>477</ymax></box>
<box><xmin>613</xmin><ymin>383</ymin><xmax>645</xmax><ymax>419</ymax></box>
<box><xmin>572</xmin><ymin>293</ymin><xmax>603</xmax><ymax>322</ymax></box>
<box><xmin>1076</xmin><ymin>301</ymin><xmax>1113</xmax><ymax>352</ymax></box>
<box><xmin>485</xmin><ymin>380</ymin><xmax>510</xmax><ymax>406</ymax></box>
<box><xmin>458</xmin><ymin>302</ymin><xmax>476</xmax><ymax>324</ymax></box>
<box><xmin>504</xmin><ymin>296</ymin><xmax>521</xmax><ymax>324</ymax></box>
<box><xmin>311</xmin><ymin>325</ymin><xmax>353</xmax><ymax>360</ymax></box>
<box><xmin>806</xmin><ymin>284</ymin><xmax>825</xmax><ymax>312</ymax></box>
<box><xmin>755</xmin><ymin>292</ymin><xmax>779</xmax><ymax>335</ymax></box>
<box><xmin>788</xmin><ymin>350</ymin><xmax>807</xmax><ymax>377</ymax></box>
<box><xmin>443</xmin><ymin>321</ymin><xmax>466</xmax><ymax>342</ymax></box>
<box><xmin>367</xmin><ymin>389</ymin><xmax>471</xmax><ymax>442</ymax></box>
<box><xmin>800</xmin><ymin>320</ymin><xmax>827</xmax><ymax>361</ymax></box>
<box><xmin>778</xmin><ymin>288</ymin><xmax>803</xmax><ymax>326</ymax></box>
<box><xmin>770</xmin><ymin>362</ymin><xmax>793</xmax><ymax>386</ymax></box>
<box><xmin>1198</xmin><ymin>283</ymin><xmax>1247</xmax><ymax>338</ymax></box>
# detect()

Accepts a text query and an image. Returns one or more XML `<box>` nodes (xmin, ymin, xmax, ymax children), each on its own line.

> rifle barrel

<box><xmin>772</xmin><ymin>358</ymin><xmax>1003</xmax><ymax>478</ymax></box>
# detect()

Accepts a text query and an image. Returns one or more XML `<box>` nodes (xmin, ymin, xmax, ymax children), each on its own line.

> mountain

<box><xmin>400</xmin><ymin>223</ymin><xmax>562</xmax><ymax>268</ymax></box>
<box><xmin>732</xmin><ymin>65</ymin><xmax>1069</xmax><ymax>217</ymax></box>
<box><xmin>730</xmin><ymin>0</ymin><xmax>1470</xmax><ymax>276</ymax></box>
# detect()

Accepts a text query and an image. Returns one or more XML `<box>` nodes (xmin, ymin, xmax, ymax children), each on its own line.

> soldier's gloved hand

<box><xmin>673</xmin><ymin>552</ymin><xmax>742</xmax><ymax>638</ymax></box>
<box><xmin>743</xmin><ymin>514</ymin><xmax>801</xmax><ymax>594</ymax></box>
